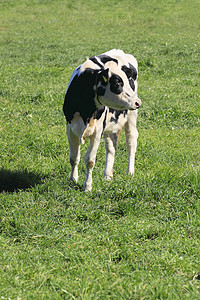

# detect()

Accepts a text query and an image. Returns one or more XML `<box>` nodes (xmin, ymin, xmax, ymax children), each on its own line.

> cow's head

<box><xmin>95</xmin><ymin>62</ymin><xmax>141</xmax><ymax>110</ymax></box>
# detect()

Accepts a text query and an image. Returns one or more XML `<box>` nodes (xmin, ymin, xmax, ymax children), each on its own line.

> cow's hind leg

<box><xmin>103</xmin><ymin>132</ymin><xmax>119</xmax><ymax>180</ymax></box>
<box><xmin>67</xmin><ymin>125</ymin><xmax>80</xmax><ymax>182</ymax></box>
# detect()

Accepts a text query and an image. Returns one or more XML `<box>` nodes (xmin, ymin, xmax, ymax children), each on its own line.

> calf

<box><xmin>63</xmin><ymin>49</ymin><xmax>141</xmax><ymax>191</ymax></box>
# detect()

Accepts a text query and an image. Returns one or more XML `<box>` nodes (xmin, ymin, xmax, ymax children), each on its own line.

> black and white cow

<box><xmin>63</xmin><ymin>49</ymin><xmax>141</xmax><ymax>191</ymax></box>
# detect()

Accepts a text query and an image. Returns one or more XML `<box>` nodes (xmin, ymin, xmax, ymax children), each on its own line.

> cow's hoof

<box><xmin>103</xmin><ymin>175</ymin><xmax>113</xmax><ymax>181</ymax></box>
<box><xmin>84</xmin><ymin>186</ymin><xmax>92</xmax><ymax>192</ymax></box>
<box><xmin>84</xmin><ymin>182</ymin><xmax>92</xmax><ymax>192</ymax></box>
<box><xmin>126</xmin><ymin>170</ymin><xmax>134</xmax><ymax>176</ymax></box>
<box><xmin>70</xmin><ymin>176</ymin><xmax>78</xmax><ymax>183</ymax></box>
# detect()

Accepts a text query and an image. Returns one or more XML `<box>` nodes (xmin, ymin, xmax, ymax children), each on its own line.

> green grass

<box><xmin>0</xmin><ymin>0</ymin><xmax>200</xmax><ymax>299</ymax></box>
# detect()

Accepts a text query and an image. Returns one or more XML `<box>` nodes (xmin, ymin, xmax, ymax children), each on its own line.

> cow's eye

<box><xmin>110</xmin><ymin>74</ymin><xmax>124</xmax><ymax>94</ymax></box>
<box><xmin>114</xmin><ymin>78</ymin><xmax>123</xmax><ymax>87</ymax></box>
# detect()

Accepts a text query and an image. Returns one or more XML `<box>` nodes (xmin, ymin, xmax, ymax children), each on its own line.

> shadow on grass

<box><xmin>0</xmin><ymin>168</ymin><xmax>43</xmax><ymax>193</ymax></box>
<box><xmin>67</xmin><ymin>179</ymin><xmax>84</xmax><ymax>192</ymax></box>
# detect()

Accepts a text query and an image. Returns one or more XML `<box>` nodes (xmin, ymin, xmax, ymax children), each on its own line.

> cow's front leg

<box><xmin>103</xmin><ymin>132</ymin><xmax>119</xmax><ymax>180</ymax></box>
<box><xmin>67</xmin><ymin>125</ymin><xmax>81</xmax><ymax>182</ymax></box>
<box><xmin>124</xmin><ymin>121</ymin><xmax>138</xmax><ymax>175</ymax></box>
<box><xmin>84</xmin><ymin>128</ymin><xmax>103</xmax><ymax>191</ymax></box>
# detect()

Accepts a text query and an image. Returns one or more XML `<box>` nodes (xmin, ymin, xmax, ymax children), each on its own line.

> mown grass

<box><xmin>0</xmin><ymin>0</ymin><xmax>200</xmax><ymax>299</ymax></box>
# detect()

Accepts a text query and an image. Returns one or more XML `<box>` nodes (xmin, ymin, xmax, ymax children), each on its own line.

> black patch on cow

<box><xmin>109</xmin><ymin>108</ymin><xmax>127</xmax><ymax>124</ymax></box>
<box><xmin>93</xmin><ymin>106</ymin><xmax>105</xmax><ymax>120</ymax></box>
<box><xmin>129</xmin><ymin>63</ymin><xmax>137</xmax><ymax>80</ymax></box>
<box><xmin>121</xmin><ymin>64</ymin><xmax>137</xmax><ymax>91</ymax></box>
<box><xmin>109</xmin><ymin>74</ymin><xmax>123</xmax><ymax>95</ymax></box>
<box><xmin>129</xmin><ymin>78</ymin><xmax>135</xmax><ymax>91</ymax></box>
<box><xmin>103</xmin><ymin>109</ymin><xmax>108</xmax><ymax>131</ymax></box>
<box><xmin>98</xmin><ymin>54</ymin><xmax>118</xmax><ymax>65</ymax></box>
<box><xmin>89</xmin><ymin>56</ymin><xmax>104</xmax><ymax>69</ymax></box>
<box><xmin>121</xmin><ymin>63</ymin><xmax>137</xmax><ymax>80</ymax></box>
<box><xmin>63</xmin><ymin>68</ymin><xmax>98</xmax><ymax>124</ymax></box>
<box><xmin>121</xmin><ymin>65</ymin><xmax>133</xmax><ymax>79</ymax></box>
<box><xmin>96</xmin><ymin>86</ymin><xmax>105</xmax><ymax>96</ymax></box>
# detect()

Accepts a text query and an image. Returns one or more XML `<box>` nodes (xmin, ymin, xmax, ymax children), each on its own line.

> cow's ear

<box><xmin>97</xmin><ymin>68</ymin><xmax>109</xmax><ymax>86</ymax></box>
<box><xmin>96</xmin><ymin>68</ymin><xmax>109</xmax><ymax>96</ymax></box>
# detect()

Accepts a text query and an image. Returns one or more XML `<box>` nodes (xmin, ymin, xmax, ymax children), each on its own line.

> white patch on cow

<box><xmin>125</xmin><ymin>53</ymin><xmax>138</xmax><ymax>71</ymax></box>
<box><xmin>68</xmin><ymin>112</ymin><xmax>86</xmax><ymax>142</ymax></box>
<box><xmin>80</xmin><ymin>58</ymin><xmax>100</xmax><ymax>73</ymax></box>
<box><xmin>81</xmin><ymin>116</ymin><xmax>96</xmax><ymax>143</ymax></box>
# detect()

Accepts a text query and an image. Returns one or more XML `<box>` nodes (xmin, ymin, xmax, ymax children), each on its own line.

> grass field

<box><xmin>0</xmin><ymin>0</ymin><xmax>200</xmax><ymax>299</ymax></box>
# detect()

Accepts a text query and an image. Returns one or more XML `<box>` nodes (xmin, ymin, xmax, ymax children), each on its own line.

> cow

<box><xmin>63</xmin><ymin>49</ymin><xmax>142</xmax><ymax>191</ymax></box>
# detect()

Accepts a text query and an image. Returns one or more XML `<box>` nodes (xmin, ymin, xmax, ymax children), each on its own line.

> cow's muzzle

<box><xmin>129</xmin><ymin>98</ymin><xmax>142</xmax><ymax>110</ymax></box>
<box><xmin>135</xmin><ymin>98</ymin><xmax>142</xmax><ymax>109</ymax></box>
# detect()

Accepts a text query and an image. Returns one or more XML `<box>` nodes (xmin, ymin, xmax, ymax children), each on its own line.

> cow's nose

<box><xmin>135</xmin><ymin>98</ymin><xmax>142</xmax><ymax>109</ymax></box>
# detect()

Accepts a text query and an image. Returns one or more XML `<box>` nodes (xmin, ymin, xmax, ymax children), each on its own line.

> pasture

<box><xmin>0</xmin><ymin>0</ymin><xmax>199</xmax><ymax>299</ymax></box>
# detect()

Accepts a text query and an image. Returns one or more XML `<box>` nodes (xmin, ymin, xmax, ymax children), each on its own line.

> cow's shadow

<box><xmin>0</xmin><ymin>168</ymin><xmax>43</xmax><ymax>193</ymax></box>
<box><xmin>67</xmin><ymin>179</ymin><xmax>84</xmax><ymax>192</ymax></box>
